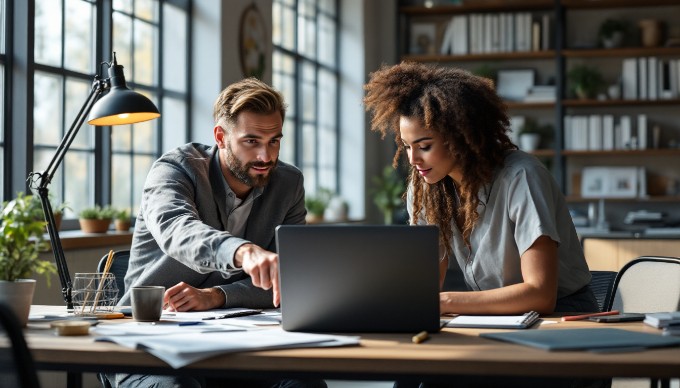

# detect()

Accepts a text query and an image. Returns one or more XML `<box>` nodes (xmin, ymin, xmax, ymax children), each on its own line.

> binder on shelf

<box><xmin>637</xmin><ymin>114</ymin><xmax>647</xmax><ymax>150</ymax></box>
<box><xmin>446</xmin><ymin>311</ymin><xmax>540</xmax><ymax>329</ymax></box>
<box><xmin>622</xmin><ymin>58</ymin><xmax>638</xmax><ymax>100</ymax></box>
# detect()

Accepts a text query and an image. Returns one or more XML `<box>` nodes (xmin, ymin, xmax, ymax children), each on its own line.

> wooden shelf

<box><xmin>506</xmin><ymin>101</ymin><xmax>556</xmax><ymax>109</ymax></box>
<box><xmin>561</xmin><ymin>0</ymin><xmax>678</xmax><ymax>10</ymax></box>
<box><xmin>563</xmin><ymin>47</ymin><xmax>680</xmax><ymax>58</ymax></box>
<box><xmin>530</xmin><ymin>149</ymin><xmax>556</xmax><ymax>157</ymax></box>
<box><xmin>562</xmin><ymin>149</ymin><xmax>680</xmax><ymax>157</ymax></box>
<box><xmin>562</xmin><ymin>98</ymin><xmax>680</xmax><ymax>107</ymax></box>
<box><xmin>401</xmin><ymin>51</ymin><xmax>555</xmax><ymax>63</ymax></box>
<box><xmin>566</xmin><ymin>195</ymin><xmax>680</xmax><ymax>203</ymax></box>
<box><xmin>400</xmin><ymin>0</ymin><xmax>553</xmax><ymax>15</ymax></box>
<box><xmin>398</xmin><ymin>0</ymin><xmax>680</xmax><ymax>211</ymax></box>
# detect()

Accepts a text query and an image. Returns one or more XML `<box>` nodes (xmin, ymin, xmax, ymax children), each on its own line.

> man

<box><xmin>119</xmin><ymin>77</ymin><xmax>304</xmax><ymax>310</ymax></box>
<box><xmin>108</xmin><ymin>78</ymin><xmax>317</xmax><ymax>388</ymax></box>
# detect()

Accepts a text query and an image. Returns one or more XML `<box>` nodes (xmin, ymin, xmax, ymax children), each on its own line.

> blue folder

<box><xmin>481</xmin><ymin>328</ymin><xmax>680</xmax><ymax>351</ymax></box>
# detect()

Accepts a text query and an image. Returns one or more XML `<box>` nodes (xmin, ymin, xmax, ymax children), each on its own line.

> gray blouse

<box><xmin>408</xmin><ymin>150</ymin><xmax>591</xmax><ymax>299</ymax></box>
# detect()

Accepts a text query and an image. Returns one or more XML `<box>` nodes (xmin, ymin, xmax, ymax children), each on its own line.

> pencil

<box><xmin>412</xmin><ymin>330</ymin><xmax>429</xmax><ymax>344</ymax></box>
<box><xmin>561</xmin><ymin>310</ymin><xmax>620</xmax><ymax>322</ymax></box>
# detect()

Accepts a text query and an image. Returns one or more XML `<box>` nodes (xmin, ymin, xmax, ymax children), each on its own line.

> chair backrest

<box><xmin>589</xmin><ymin>270</ymin><xmax>617</xmax><ymax>312</ymax></box>
<box><xmin>98</xmin><ymin>250</ymin><xmax>130</xmax><ymax>298</ymax></box>
<box><xmin>607</xmin><ymin>256</ymin><xmax>680</xmax><ymax>313</ymax></box>
<box><xmin>0</xmin><ymin>302</ymin><xmax>40</xmax><ymax>388</ymax></box>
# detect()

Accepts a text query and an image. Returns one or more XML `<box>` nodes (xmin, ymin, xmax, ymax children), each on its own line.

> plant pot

<box><xmin>601</xmin><ymin>31</ymin><xmax>623</xmax><ymax>48</ymax></box>
<box><xmin>0</xmin><ymin>279</ymin><xmax>36</xmax><ymax>327</ymax></box>
<box><xmin>79</xmin><ymin>218</ymin><xmax>112</xmax><ymax>233</ymax></box>
<box><xmin>519</xmin><ymin>133</ymin><xmax>541</xmax><ymax>152</ymax></box>
<box><xmin>114</xmin><ymin>219</ymin><xmax>131</xmax><ymax>232</ymax></box>
<box><xmin>305</xmin><ymin>213</ymin><xmax>324</xmax><ymax>224</ymax></box>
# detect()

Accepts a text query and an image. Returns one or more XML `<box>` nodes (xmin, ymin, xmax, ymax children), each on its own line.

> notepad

<box><xmin>445</xmin><ymin>311</ymin><xmax>540</xmax><ymax>329</ymax></box>
<box><xmin>481</xmin><ymin>328</ymin><xmax>680</xmax><ymax>351</ymax></box>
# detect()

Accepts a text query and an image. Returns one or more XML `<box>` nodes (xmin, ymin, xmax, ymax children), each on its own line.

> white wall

<box><xmin>190</xmin><ymin>0</ymin><xmax>273</xmax><ymax>145</ymax></box>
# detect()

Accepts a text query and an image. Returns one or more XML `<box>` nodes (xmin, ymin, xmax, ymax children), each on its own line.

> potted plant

<box><xmin>371</xmin><ymin>166</ymin><xmax>405</xmax><ymax>225</ymax></box>
<box><xmin>598</xmin><ymin>19</ymin><xmax>626</xmax><ymax>48</ymax></box>
<box><xmin>567</xmin><ymin>64</ymin><xmax>605</xmax><ymax>100</ymax></box>
<box><xmin>78</xmin><ymin>205</ymin><xmax>115</xmax><ymax>233</ymax></box>
<box><xmin>517</xmin><ymin>118</ymin><xmax>554</xmax><ymax>152</ymax></box>
<box><xmin>305</xmin><ymin>188</ymin><xmax>332</xmax><ymax>224</ymax></box>
<box><xmin>0</xmin><ymin>192</ymin><xmax>57</xmax><ymax>326</ymax></box>
<box><xmin>114</xmin><ymin>208</ymin><xmax>132</xmax><ymax>232</ymax></box>
<box><xmin>29</xmin><ymin>194</ymin><xmax>70</xmax><ymax>231</ymax></box>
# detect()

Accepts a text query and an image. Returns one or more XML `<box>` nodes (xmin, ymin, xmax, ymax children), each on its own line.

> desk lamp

<box><xmin>27</xmin><ymin>53</ymin><xmax>160</xmax><ymax>309</ymax></box>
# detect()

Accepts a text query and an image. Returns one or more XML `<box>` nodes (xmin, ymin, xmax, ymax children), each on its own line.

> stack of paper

<box><xmin>644</xmin><ymin>312</ymin><xmax>680</xmax><ymax>328</ymax></box>
<box><xmin>93</xmin><ymin>324</ymin><xmax>359</xmax><ymax>368</ymax></box>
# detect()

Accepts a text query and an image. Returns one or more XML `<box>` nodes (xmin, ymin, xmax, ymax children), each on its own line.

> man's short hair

<box><xmin>213</xmin><ymin>78</ymin><xmax>287</xmax><ymax>128</ymax></box>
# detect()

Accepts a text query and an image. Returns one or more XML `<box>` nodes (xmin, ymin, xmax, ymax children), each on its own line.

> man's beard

<box><xmin>224</xmin><ymin>144</ymin><xmax>277</xmax><ymax>188</ymax></box>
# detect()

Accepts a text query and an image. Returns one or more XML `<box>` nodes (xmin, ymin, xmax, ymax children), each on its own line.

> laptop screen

<box><xmin>276</xmin><ymin>225</ymin><xmax>440</xmax><ymax>333</ymax></box>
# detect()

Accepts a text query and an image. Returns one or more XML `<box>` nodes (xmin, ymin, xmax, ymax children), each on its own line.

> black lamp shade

<box><xmin>87</xmin><ymin>86</ymin><xmax>160</xmax><ymax>126</ymax></box>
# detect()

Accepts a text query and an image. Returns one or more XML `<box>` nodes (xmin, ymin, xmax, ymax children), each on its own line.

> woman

<box><xmin>364</xmin><ymin>62</ymin><xmax>598</xmax><ymax>315</ymax></box>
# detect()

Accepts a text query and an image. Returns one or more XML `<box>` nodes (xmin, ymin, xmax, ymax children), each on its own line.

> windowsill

<box><xmin>47</xmin><ymin>230</ymin><xmax>133</xmax><ymax>250</ymax></box>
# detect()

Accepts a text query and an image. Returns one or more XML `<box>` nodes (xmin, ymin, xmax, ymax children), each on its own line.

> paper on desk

<box><xmin>92</xmin><ymin>321</ymin><xmax>249</xmax><ymax>336</ymax></box>
<box><xmin>94</xmin><ymin>328</ymin><xmax>360</xmax><ymax>368</ymax></box>
<box><xmin>160</xmin><ymin>309</ymin><xmax>281</xmax><ymax>327</ymax></box>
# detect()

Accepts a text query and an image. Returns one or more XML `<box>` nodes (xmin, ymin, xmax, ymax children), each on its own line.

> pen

<box><xmin>561</xmin><ymin>310</ymin><xmax>620</xmax><ymax>322</ymax></box>
<box><xmin>412</xmin><ymin>330</ymin><xmax>429</xmax><ymax>344</ymax></box>
<box><xmin>202</xmin><ymin>310</ymin><xmax>263</xmax><ymax>320</ymax></box>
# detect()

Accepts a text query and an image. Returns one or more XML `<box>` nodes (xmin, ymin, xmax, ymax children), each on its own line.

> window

<box><xmin>0</xmin><ymin>0</ymin><xmax>5</xmax><ymax>196</ymax></box>
<box><xmin>272</xmin><ymin>0</ymin><xmax>339</xmax><ymax>195</ymax></box>
<box><xmin>33</xmin><ymin>0</ymin><xmax>97</xmax><ymax>218</ymax></box>
<box><xmin>23</xmin><ymin>0</ymin><xmax>190</xmax><ymax>221</ymax></box>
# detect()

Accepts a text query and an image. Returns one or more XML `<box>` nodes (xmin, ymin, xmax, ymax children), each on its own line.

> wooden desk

<box><xmin>24</xmin><ymin>307</ymin><xmax>680</xmax><ymax>383</ymax></box>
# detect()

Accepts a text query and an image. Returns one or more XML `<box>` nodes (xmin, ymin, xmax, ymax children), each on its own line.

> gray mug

<box><xmin>131</xmin><ymin>286</ymin><xmax>165</xmax><ymax>322</ymax></box>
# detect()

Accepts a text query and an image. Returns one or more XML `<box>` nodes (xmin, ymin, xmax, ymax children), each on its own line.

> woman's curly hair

<box><xmin>364</xmin><ymin>62</ymin><xmax>516</xmax><ymax>257</ymax></box>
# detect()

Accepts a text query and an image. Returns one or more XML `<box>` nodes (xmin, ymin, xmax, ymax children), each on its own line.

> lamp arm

<box><xmin>28</xmin><ymin>77</ymin><xmax>107</xmax><ymax>310</ymax></box>
<box><xmin>39</xmin><ymin>78</ymin><xmax>106</xmax><ymax>186</ymax></box>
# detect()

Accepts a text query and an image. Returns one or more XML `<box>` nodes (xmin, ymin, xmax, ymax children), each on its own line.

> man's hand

<box><xmin>234</xmin><ymin>243</ymin><xmax>280</xmax><ymax>307</ymax></box>
<box><xmin>163</xmin><ymin>282</ymin><xmax>226</xmax><ymax>312</ymax></box>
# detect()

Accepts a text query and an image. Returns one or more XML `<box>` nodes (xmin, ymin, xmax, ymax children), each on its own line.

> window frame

<box><xmin>272</xmin><ymin>0</ymin><xmax>341</xmax><ymax>195</ymax></box>
<box><xmin>4</xmin><ymin>0</ymin><xmax>191</xmax><ymax>230</ymax></box>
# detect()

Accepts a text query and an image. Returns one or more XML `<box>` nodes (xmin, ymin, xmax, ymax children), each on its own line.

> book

<box><xmin>446</xmin><ymin>311</ymin><xmax>540</xmax><ymax>329</ymax></box>
<box><xmin>644</xmin><ymin>312</ymin><xmax>680</xmax><ymax>328</ymax></box>
<box><xmin>481</xmin><ymin>328</ymin><xmax>680</xmax><ymax>351</ymax></box>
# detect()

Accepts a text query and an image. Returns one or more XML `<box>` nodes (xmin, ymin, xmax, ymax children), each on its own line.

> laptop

<box><xmin>276</xmin><ymin>225</ymin><xmax>440</xmax><ymax>333</ymax></box>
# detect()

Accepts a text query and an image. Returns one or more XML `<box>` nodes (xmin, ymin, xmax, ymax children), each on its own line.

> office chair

<box><xmin>0</xmin><ymin>302</ymin><xmax>41</xmax><ymax>388</ymax></box>
<box><xmin>97</xmin><ymin>250</ymin><xmax>130</xmax><ymax>297</ymax></box>
<box><xmin>606</xmin><ymin>256</ymin><xmax>680</xmax><ymax>313</ymax></box>
<box><xmin>96</xmin><ymin>250</ymin><xmax>129</xmax><ymax>388</ymax></box>
<box><xmin>589</xmin><ymin>270</ymin><xmax>617</xmax><ymax>312</ymax></box>
<box><xmin>605</xmin><ymin>256</ymin><xmax>680</xmax><ymax>388</ymax></box>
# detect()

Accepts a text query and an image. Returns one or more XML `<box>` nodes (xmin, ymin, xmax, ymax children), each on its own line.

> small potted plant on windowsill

<box><xmin>29</xmin><ymin>194</ymin><xmax>70</xmax><ymax>231</ymax></box>
<box><xmin>305</xmin><ymin>188</ymin><xmax>333</xmax><ymax>224</ymax></box>
<box><xmin>114</xmin><ymin>208</ymin><xmax>132</xmax><ymax>232</ymax></box>
<box><xmin>78</xmin><ymin>205</ymin><xmax>115</xmax><ymax>233</ymax></box>
<box><xmin>0</xmin><ymin>192</ymin><xmax>57</xmax><ymax>326</ymax></box>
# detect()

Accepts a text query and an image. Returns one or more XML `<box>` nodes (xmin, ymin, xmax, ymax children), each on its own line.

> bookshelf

<box><xmin>398</xmin><ymin>0</ymin><xmax>680</xmax><ymax>224</ymax></box>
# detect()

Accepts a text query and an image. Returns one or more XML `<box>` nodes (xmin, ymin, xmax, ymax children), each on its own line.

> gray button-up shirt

<box><xmin>119</xmin><ymin>143</ymin><xmax>306</xmax><ymax>307</ymax></box>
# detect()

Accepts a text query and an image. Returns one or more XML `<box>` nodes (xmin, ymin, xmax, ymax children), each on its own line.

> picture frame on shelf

<box><xmin>409</xmin><ymin>22</ymin><xmax>437</xmax><ymax>55</ymax></box>
<box><xmin>581</xmin><ymin>167</ymin><xmax>639</xmax><ymax>199</ymax></box>
<box><xmin>496</xmin><ymin>69</ymin><xmax>535</xmax><ymax>102</ymax></box>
